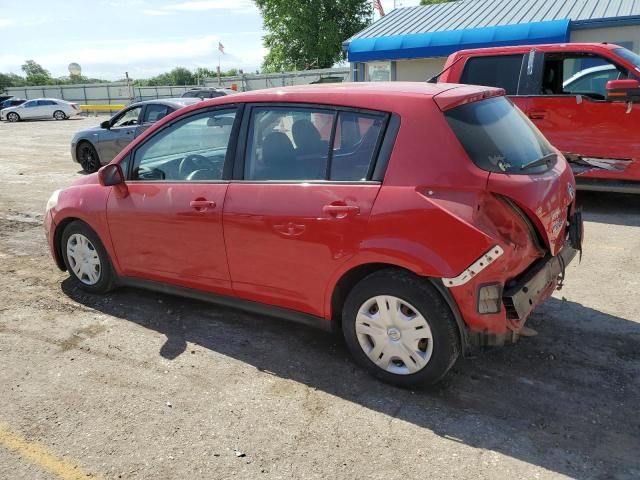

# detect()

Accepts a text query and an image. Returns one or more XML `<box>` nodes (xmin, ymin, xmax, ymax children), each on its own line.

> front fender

<box><xmin>50</xmin><ymin>185</ymin><xmax>119</xmax><ymax>274</ymax></box>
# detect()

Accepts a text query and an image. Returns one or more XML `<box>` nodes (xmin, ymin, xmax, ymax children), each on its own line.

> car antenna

<box><xmin>427</xmin><ymin>56</ymin><xmax>464</xmax><ymax>84</ymax></box>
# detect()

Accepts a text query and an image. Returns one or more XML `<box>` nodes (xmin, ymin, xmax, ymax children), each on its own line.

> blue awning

<box><xmin>347</xmin><ymin>19</ymin><xmax>570</xmax><ymax>63</ymax></box>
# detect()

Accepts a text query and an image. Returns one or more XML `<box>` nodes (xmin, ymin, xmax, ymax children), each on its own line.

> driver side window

<box><xmin>540</xmin><ymin>53</ymin><xmax>626</xmax><ymax>100</ymax></box>
<box><xmin>112</xmin><ymin>106</ymin><xmax>142</xmax><ymax>128</ymax></box>
<box><xmin>131</xmin><ymin>108</ymin><xmax>237</xmax><ymax>182</ymax></box>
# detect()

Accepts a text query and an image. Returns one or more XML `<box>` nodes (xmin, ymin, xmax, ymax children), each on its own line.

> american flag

<box><xmin>218</xmin><ymin>42</ymin><xmax>225</xmax><ymax>54</ymax></box>
<box><xmin>373</xmin><ymin>0</ymin><xmax>385</xmax><ymax>16</ymax></box>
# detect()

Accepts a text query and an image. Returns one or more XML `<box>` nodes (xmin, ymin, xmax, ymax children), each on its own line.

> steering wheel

<box><xmin>178</xmin><ymin>154</ymin><xmax>212</xmax><ymax>179</ymax></box>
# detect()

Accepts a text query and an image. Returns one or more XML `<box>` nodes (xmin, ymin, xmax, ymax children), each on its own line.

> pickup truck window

<box><xmin>445</xmin><ymin>96</ymin><xmax>554</xmax><ymax>175</ymax></box>
<box><xmin>614</xmin><ymin>47</ymin><xmax>640</xmax><ymax>72</ymax></box>
<box><xmin>460</xmin><ymin>55</ymin><xmax>523</xmax><ymax>95</ymax></box>
<box><xmin>541</xmin><ymin>53</ymin><xmax>626</xmax><ymax>99</ymax></box>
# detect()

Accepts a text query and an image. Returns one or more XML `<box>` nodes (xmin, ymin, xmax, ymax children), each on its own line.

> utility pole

<box><xmin>125</xmin><ymin>71</ymin><xmax>133</xmax><ymax>102</ymax></box>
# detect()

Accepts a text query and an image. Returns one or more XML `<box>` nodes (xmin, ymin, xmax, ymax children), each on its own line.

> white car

<box><xmin>0</xmin><ymin>98</ymin><xmax>80</xmax><ymax>122</ymax></box>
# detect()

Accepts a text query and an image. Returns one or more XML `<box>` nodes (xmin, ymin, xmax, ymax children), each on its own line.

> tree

<box><xmin>255</xmin><ymin>0</ymin><xmax>372</xmax><ymax>72</ymax></box>
<box><xmin>420</xmin><ymin>0</ymin><xmax>458</xmax><ymax>4</ymax></box>
<box><xmin>0</xmin><ymin>72</ymin><xmax>26</xmax><ymax>90</ymax></box>
<box><xmin>21</xmin><ymin>60</ymin><xmax>53</xmax><ymax>85</ymax></box>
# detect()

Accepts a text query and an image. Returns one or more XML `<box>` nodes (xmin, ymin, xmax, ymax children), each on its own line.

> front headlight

<box><xmin>46</xmin><ymin>189</ymin><xmax>61</xmax><ymax>212</ymax></box>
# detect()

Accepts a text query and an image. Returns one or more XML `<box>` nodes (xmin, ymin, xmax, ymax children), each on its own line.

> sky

<box><xmin>0</xmin><ymin>0</ymin><xmax>420</xmax><ymax>81</ymax></box>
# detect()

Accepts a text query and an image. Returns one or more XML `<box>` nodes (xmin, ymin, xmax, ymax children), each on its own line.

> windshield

<box><xmin>445</xmin><ymin>96</ymin><xmax>554</xmax><ymax>174</ymax></box>
<box><xmin>614</xmin><ymin>47</ymin><xmax>640</xmax><ymax>73</ymax></box>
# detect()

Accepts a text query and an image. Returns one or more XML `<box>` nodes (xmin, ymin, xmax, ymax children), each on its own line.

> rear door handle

<box><xmin>528</xmin><ymin>110</ymin><xmax>547</xmax><ymax>120</ymax></box>
<box><xmin>190</xmin><ymin>200</ymin><xmax>216</xmax><ymax>210</ymax></box>
<box><xmin>323</xmin><ymin>204</ymin><xmax>360</xmax><ymax>216</ymax></box>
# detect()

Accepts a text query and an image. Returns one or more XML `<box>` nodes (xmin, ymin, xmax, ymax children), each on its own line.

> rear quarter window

<box><xmin>460</xmin><ymin>55</ymin><xmax>524</xmax><ymax>95</ymax></box>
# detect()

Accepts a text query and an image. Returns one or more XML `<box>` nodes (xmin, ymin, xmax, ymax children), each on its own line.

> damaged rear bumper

<box><xmin>502</xmin><ymin>243</ymin><xmax>578</xmax><ymax>321</ymax></box>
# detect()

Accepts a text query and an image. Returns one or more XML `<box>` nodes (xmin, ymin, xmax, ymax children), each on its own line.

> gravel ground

<box><xmin>0</xmin><ymin>117</ymin><xmax>639</xmax><ymax>480</ymax></box>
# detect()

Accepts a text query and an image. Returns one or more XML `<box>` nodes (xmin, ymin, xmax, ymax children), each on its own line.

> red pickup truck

<box><xmin>439</xmin><ymin>43</ymin><xmax>640</xmax><ymax>194</ymax></box>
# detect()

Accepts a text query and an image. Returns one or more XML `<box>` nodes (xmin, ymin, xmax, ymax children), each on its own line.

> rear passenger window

<box><xmin>331</xmin><ymin>112</ymin><xmax>384</xmax><ymax>181</ymax></box>
<box><xmin>143</xmin><ymin>104</ymin><xmax>171</xmax><ymax>123</ymax></box>
<box><xmin>460</xmin><ymin>55</ymin><xmax>524</xmax><ymax>95</ymax></box>
<box><xmin>244</xmin><ymin>107</ymin><xmax>385</xmax><ymax>182</ymax></box>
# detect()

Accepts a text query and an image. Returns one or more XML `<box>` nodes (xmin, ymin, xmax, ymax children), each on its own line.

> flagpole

<box><xmin>217</xmin><ymin>51</ymin><xmax>221</xmax><ymax>86</ymax></box>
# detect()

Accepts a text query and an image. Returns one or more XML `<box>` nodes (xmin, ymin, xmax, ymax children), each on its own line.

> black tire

<box><xmin>77</xmin><ymin>141</ymin><xmax>101</xmax><ymax>173</ymax></box>
<box><xmin>61</xmin><ymin>221</ymin><xmax>116</xmax><ymax>294</ymax></box>
<box><xmin>7</xmin><ymin>112</ymin><xmax>20</xmax><ymax>123</ymax></box>
<box><xmin>342</xmin><ymin>269</ymin><xmax>460</xmax><ymax>388</ymax></box>
<box><xmin>53</xmin><ymin>110</ymin><xmax>66</xmax><ymax>120</ymax></box>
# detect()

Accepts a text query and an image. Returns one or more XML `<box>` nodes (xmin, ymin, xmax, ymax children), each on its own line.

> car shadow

<box><xmin>62</xmin><ymin>279</ymin><xmax>640</xmax><ymax>479</ymax></box>
<box><xmin>578</xmin><ymin>190</ymin><xmax>640</xmax><ymax>227</ymax></box>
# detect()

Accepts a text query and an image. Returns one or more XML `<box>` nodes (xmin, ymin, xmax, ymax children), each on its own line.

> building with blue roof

<box><xmin>344</xmin><ymin>0</ymin><xmax>640</xmax><ymax>81</ymax></box>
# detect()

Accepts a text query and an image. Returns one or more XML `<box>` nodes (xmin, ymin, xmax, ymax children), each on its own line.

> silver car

<box><xmin>71</xmin><ymin>98</ymin><xmax>200</xmax><ymax>172</ymax></box>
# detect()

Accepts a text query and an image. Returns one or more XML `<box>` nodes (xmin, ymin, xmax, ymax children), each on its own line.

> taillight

<box><xmin>474</xmin><ymin>193</ymin><xmax>544</xmax><ymax>253</ymax></box>
<box><xmin>71</xmin><ymin>104</ymin><xmax>79</xmax><ymax>110</ymax></box>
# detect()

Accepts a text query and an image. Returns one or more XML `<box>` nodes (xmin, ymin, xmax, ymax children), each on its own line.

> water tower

<box><xmin>68</xmin><ymin>63</ymin><xmax>82</xmax><ymax>76</ymax></box>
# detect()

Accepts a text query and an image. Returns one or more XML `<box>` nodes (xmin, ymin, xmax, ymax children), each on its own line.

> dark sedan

<box><xmin>0</xmin><ymin>98</ymin><xmax>26</xmax><ymax>109</ymax></box>
<box><xmin>71</xmin><ymin>98</ymin><xmax>200</xmax><ymax>172</ymax></box>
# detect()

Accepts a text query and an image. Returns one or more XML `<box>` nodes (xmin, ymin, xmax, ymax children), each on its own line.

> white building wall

<box><xmin>570</xmin><ymin>25</ymin><xmax>640</xmax><ymax>52</ymax></box>
<box><xmin>394</xmin><ymin>58</ymin><xmax>447</xmax><ymax>81</ymax></box>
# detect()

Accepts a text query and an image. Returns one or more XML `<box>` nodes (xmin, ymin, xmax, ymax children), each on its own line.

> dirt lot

<box><xmin>0</xmin><ymin>117</ymin><xmax>639</xmax><ymax>480</ymax></box>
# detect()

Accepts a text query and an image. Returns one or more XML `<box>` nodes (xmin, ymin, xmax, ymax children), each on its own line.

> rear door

<box><xmin>106</xmin><ymin>107</ymin><xmax>240</xmax><ymax>292</ymax></box>
<box><xmin>137</xmin><ymin>103</ymin><xmax>173</xmax><ymax>137</ymax></box>
<box><xmin>97</xmin><ymin>105</ymin><xmax>143</xmax><ymax>162</ymax></box>
<box><xmin>223</xmin><ymin>104</ymin><xmax>388</xmax><ymax>317</ymax></box>
<box><xmin>518</xmin><ymin>50</ymin><xmax>640</xmax><ymax>181</ymax></box>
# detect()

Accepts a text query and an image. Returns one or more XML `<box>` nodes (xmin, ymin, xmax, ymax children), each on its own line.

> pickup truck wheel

<box><xmin>342</xmin><ymin>269</ymin><xmax>460</xmax><ymax>388</ymax></box>
<box><xmin>61</xmin><ymin>221</ymin><xmax>115</xmax><ymax>293</ymax></box>
<box><xmin>77</xmin><ymin>142</ymin><xmax>101</xmax><ymax>173</ymax></box>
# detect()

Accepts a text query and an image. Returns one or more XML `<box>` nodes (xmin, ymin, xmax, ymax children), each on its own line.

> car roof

<box><xmin>168</xmin><ymin>82</ymin><xmax>504</xmax><ymax>117</ymax></box>
<box><xmin>131</xmin><ymin>97</ymin><xmax>201</xmax><ymax>107</ymax></box>
<box><xmin>452</xmin><ymin>42</ymin><xmax>624</xmax><ymax>57</ymax></box>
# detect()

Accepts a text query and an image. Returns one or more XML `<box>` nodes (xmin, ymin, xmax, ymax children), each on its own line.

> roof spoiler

<box><xmin>433</xmin><ymin>86</ymin><xmax>505</xmax><ymax>111</ymax></box>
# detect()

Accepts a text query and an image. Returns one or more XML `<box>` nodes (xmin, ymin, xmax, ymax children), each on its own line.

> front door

<box><xmin>224</xmin><ymin>105</ymin><xmax>388</xmax><ymax>317</ymax></box>
<box><xmin>106</xmin><ymin>107</ymin><xmax>240</xmax><ymax>294</ymax></box>
<box><xmin>517</xmin><ymin>51</ymin><xmax>640</xmax><ymax>182</ymax></box>
<box><xmin>19</xmin><ymin>100</ymin><xmax>40</xmax><ymax>119</ymax></box>
<box><xmin>98</xmin><ymin>105</ymin><xmax>143</xmax><ymax>163</ymax></box>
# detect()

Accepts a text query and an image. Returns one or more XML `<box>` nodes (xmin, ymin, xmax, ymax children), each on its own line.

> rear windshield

<box><xmin>444</xmin><ymin>96</ymin><xmax>554</xmax><ymax>174</ymax></box>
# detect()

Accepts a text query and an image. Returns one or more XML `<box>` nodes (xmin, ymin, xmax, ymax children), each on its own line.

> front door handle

<box><xmin>323</xmin><ymin>204</ymin><xmax>360</xmax><ymax>217</ymax></box>
<box><xmin>528</xmin><ymin>110</ymin><xmax>547</xmax><ymax>120</ymax></box>
<box><xmin>190</xmin><ymin>200</ymin><xmax>216</xmax><ymax>210</ymax></box>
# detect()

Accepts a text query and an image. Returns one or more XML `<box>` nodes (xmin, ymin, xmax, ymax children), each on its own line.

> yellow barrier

<box><xmin>79</xmin><ymin>104</ymin><xmax>125</xmax><ymax>111</ymax></box>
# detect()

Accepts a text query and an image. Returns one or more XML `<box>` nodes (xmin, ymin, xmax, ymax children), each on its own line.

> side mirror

<box><xmin>100</xmin><ymin>120</ymin><xmax>111</xmax><ymax>129</ymax></box>
<box><xmin>98</xmin><ymin>164</ymin><xmax>124</xmax><ymax>186</ymax></box>
<box><xmin>606</xmin><ymin>79</ymin><xmax>640</xmax><ymax>102</ymax></box>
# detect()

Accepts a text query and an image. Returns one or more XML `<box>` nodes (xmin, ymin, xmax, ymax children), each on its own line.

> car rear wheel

<box><xmin>342</xmin><ymin>269</ymin><xmax>460</xmax><ymax>388</ymax></box>
<box><xmin>77</xmin><ymin>142</ymin><xmax>101</xmax><ymax>173</ymax></box>
<box><xmin>61</xmin><ymin>221</ymin><xmax>115</xmax><ymax>293</ymax></box>
<box><xmin>53</xmin><ymin>110</ymin><xmax>67</xmax><ymax>120</ymax></box>
<box><xmin>7</xmin><ymin>112</ymin><xmax>20</xmax><ymax>122</ymax></box>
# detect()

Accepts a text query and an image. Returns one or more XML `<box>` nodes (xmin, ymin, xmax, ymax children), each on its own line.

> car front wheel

<box><xmin>7</xmin><ymin>112</ymin><xmax>20</xmax><ymax>122</ymax></box>
<box><xmin>77</xmin><ymin>142</ymin><xmax>101</xmax><ymax>173</ymax></box>
<box><xmin>61</xmin><ymin>221</ymin><xmax>115</xmax><ymax>293</ymax></box>
<box><xmin>342</xmin><ymin>269</ymin><xmax>460</xmax><ymax>388</ymax></box>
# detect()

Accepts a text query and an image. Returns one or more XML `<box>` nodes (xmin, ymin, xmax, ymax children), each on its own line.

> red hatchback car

<box><xmin>45</xmin><ymin>83</ymin><xmax>582</xmax><ymax>387</ymax></box>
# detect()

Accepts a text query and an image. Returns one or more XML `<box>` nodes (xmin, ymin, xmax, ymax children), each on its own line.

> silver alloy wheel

<box><xmin>355</xmin><ymin>295</ymin><xmax>433</xmax><ymax>375</ymax></box>
<box><xmin>66</xmin><ymin>233</ymin><xmax>101</xmax><ymax>285</ymax></box>
<box><xmin>54</xmin><ymin>110</ymin><xmax>66</xmax><ymax>120</ymax></box>
<box><xmin>7</xmin><ymin>112</ymin><xmax>19</xmax><ymax>122</ymax></box>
